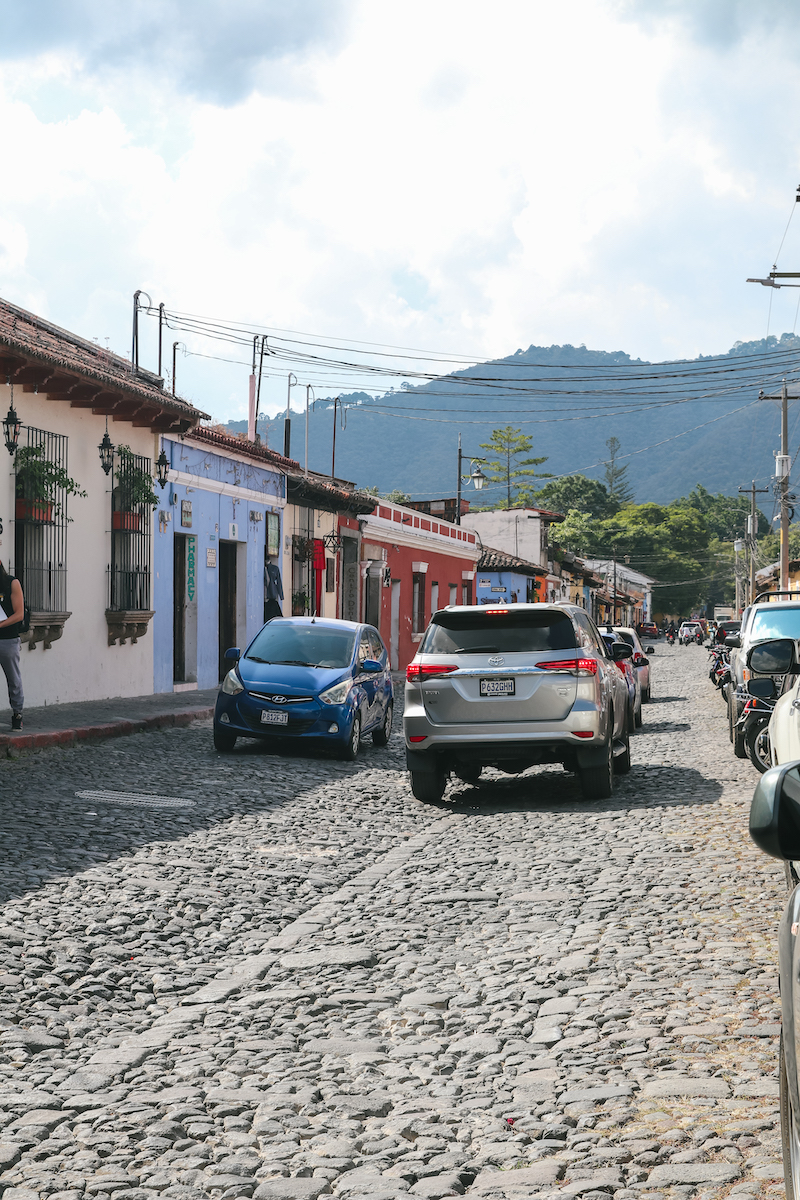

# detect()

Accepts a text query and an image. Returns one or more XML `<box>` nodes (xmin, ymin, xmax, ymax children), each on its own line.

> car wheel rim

<box><xmin>384</xmin><ymin>708</ymin><xmax>392</xmax><ymax>736</ymax></box>
<box><xmin>352</xmin><ymin>720</ymin><xmax>360</xmax><ymax>753</ymax></box>
<box><xmin>754</xmin><ymin>728</ymin><xmax>771</xmax><ymax>770</ymax></box>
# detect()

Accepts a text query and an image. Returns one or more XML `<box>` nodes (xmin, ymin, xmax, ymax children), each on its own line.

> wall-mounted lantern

<box><xmin>98</xmin><ymin>418</ymin><xmax>115</xmax><ymax>474</ymax></box>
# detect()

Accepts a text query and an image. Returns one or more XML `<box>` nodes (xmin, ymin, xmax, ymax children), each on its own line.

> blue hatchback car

<box><xmin>213</xmin><ymin>617</ymin><xmax>393</xmax><ymax>760</ymax></box>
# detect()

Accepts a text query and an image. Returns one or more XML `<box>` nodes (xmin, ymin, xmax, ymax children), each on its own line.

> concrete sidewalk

<box><xmin>0</xmin><ymin>687</ymin><xmax>218</xmax><ymax>757</ymax></box>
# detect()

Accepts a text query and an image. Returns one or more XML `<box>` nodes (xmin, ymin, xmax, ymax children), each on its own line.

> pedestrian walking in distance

<box><xmin>0</xmin><ymin>561</ymin><xmax>24</xmax><ymax>730</ymax></box>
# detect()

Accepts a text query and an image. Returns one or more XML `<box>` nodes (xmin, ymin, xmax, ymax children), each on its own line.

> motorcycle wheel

<box><xmin>745</xmin><ymin>720</ymin><xmax>772</xmax><ymax>774</ymax></box>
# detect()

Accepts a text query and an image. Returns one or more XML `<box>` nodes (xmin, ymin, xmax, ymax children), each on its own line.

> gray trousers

<box><xmin>0</xmin><ymin>639</ymin><xmax>23</xmax><ymax>713</ymax></box>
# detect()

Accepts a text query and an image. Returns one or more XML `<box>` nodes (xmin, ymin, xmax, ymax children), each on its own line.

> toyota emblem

<box><xmin>488</xmin><ymin>655</ymin><xmax>505</xmax><ymax>666</ymax></box>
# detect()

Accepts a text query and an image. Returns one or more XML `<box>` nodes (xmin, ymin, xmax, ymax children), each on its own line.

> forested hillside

<box><xmin>224</xmin><ymin>333</ymin><xmax>800</xmax><ymax>508</ymax></box>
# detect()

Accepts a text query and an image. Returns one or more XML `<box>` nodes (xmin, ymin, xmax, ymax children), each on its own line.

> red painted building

<box><xmin>342</xmin><ymin>500</ymin><xmax>481</xmax><ymax>670</ymax></box>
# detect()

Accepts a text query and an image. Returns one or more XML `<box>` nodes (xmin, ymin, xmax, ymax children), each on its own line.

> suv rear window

<box><xmin>421</xmin><ymin>610</ymin><xmax>577</xmax><ymax>654</ymax></box>
<box><xmin>750</xmin><ymin>607</ymin><xmax>800</xmax><ymax>643</ymax></box>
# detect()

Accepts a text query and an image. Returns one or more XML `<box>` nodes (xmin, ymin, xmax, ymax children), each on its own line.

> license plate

<box><xmin>261</xmin><ymin>710</ymin><xmax>289</xmax><ymax>725</ymax></box>
<box><xmin>480</xmin><ymin>677</ymin><xmax>515</xmax><ymax>697</ymax></box>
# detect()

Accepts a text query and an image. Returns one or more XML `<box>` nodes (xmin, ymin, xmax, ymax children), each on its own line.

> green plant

<box><xmin>115</xmin><ymin>445</ymin><xmax>159</xmax><ymax>509</ymax></box>
<box><xmin>14</xmin><ymin>445</ymin><xmax>86</xmax><ymax>520</ymax></box>
<box><xmin>292</xmin><ymin>590</ymin><xmax>309</xmax><ymax>613</ymax></box>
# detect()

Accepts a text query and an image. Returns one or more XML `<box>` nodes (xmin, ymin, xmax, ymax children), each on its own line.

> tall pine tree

<box><xmin>478</xmin><ymin>425</ymin><xmax>550</xmax><ymax>509</ymax></box>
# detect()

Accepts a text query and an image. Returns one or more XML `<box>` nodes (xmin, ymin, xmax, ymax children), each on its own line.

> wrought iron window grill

<box><xmin>14</xmin><ymin>426</ymin><xmax>68</xmax><ymax>613</ymax></box>
<box><xmin>108</xmin><ymin>449</ymin><xmax>152</xmax><ymax>612</ymax></box>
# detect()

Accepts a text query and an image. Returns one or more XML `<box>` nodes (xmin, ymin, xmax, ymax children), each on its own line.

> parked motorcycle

<box><xmin>708</xmin><ymin>644</ymin><xmax>731</xmax><ymax>692</ymax></box>
<box><xmin>736</xmin><ymin>676</ymin><xmax>777</xmax><ymax>774</ymax></box>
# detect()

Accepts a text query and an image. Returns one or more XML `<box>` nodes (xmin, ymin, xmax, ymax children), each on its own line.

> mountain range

<box><xmin>222</xmin><ymin>333</ymin><xmax>800</xmax><ymax>511</ymax></box>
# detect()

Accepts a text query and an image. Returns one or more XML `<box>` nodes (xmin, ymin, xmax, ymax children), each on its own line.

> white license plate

<box><xmin>480</xmin><ymin>677</ymin><xmax>515</xmax><ymax>697</ymax></box>
<box><xmin>261</xmin><ymin>710</ymin><xmax>289</xmax><ymax>725</ymax></box>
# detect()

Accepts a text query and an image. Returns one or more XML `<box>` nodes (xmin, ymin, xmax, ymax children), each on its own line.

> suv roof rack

<box><xmin>754</xmin><ymin>589</ymin><xmax>800</xmax><ymax>603</ymax></box>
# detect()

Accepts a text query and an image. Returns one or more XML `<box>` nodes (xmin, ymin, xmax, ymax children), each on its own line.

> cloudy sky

<box><xmin>2</xmin><ymin>0</ymin><xmax>800</xmax><ymax>419</ymax></box>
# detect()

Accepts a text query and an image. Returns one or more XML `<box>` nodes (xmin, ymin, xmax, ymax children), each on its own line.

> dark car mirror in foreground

<box><xmin>748</xmin><ymin>677</ymin><xmax>777</xmax><ymax>699</ymax></box>
<box><xmin>725</xmin><ymin>633</ymin><xmax>742</xmax><ymax>649</ymax></box>
<box><xmin>750</xmin><ymin>761</ymin><xmax>800</xmax><ymax>860</ymax></box>
<box><xmin>360</xmin><ymin>659</ymin><xmax>383</xmax><ymax>673</ymax></box>
<box><xmin>224</xmin><ymin>647</ymin><xmax>241</xmax><ymax>661</ymax></box>
<box><xmin>747</xmin><ymin>638</ymin><xmax>795</xmax><ymax>675</ymax></box>
<box><xmin>646</xmin><ymin>646</ymin><xmax>655</xmax><ymax>654</ymax></box>
<box><xmin>610</xmin><ymin>642</ymin><xmax>633</xmax><ymax>661</ymax></box>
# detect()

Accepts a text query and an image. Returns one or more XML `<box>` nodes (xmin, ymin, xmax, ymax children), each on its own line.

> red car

<box><xmin>639</xmin><ymin>622</ymin><xmax>659</xmax><ymax>640</ymax></box>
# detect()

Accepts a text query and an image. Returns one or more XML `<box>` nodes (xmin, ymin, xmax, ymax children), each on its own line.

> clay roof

<box><xmin>478</xmin><ymin>545</ymin><xmax>547</xmax><ymax>576</ymax></box>
<box><xmin>0</xmin><ymin>295</ymin><xmax>207</xmax><ymax>432</ymax></box>
<box><xmin>188</xmin><ymin>425</ymin><xmax>300</xmax><ymax>471</ymax></box>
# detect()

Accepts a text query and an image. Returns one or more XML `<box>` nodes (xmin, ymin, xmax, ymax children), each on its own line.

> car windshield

<box><xmin>245</xmin><ymin>624</ymin><xmax>356</xmax><ymax>669</ymax></box>
<box><xmin>421</xmin><ymin>610</ymin><xmax>576</xmax><ymax>654</ymax></box>
<box><xmin>749</xmin><ymin>607</ymin><xmax>800</xmax><ymax>643</ymax></box>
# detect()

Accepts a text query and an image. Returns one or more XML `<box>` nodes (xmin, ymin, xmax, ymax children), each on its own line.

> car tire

<box><xmin>727</xmin><ymin>689</ymin><xmax>736</xmax><ymax>744</ymax></box>
<box><xmin>780</xmin><ymin>1032</ymin><xmax>800</xmax><ymax>1200</ymax></box>
<box><xmin>372</xmin><ymin>702</ymin><xmax>393</xmax><ymax>747</ymax></box>
<box><xmin>454</xmin><ymin>763</ymin><xmax>481</xmax><ymax>785</ymax></box>
<box><xmin>634</xmin><ymin>701</ymin><xmax>643</xmax><ymax>729</ymax></box>
<box><xmin>642</xmin><ymin>685</ymin><xmax>651</xmax><ymax>704</ymax></box>
<box><xmin>745</xmin><ymin>719</ymin><xmax>772</xmax><ymax>774</ymax></box>
<box><xmin>341</xmin><ymin>714</ymin><xmax>361</xmax><ymax>762</ymax></box>
<box><xmin>213</xmin><ymin>726</ymin><xmax>237</xmax><ymax>752</ymax></box>
<box><xmin>410</xmin><ymin>769</ymin><xmax>447</xmax><ymax>803</ymax></box>
<box><xmin>614</xmin><ymin>714</ymin><xmax>632</xmax><ymax>775</ymax></box>
<box><xmin>579</xmin><ymin>735</ymin><xmax>614</xmax><ymax>800</ymax></box>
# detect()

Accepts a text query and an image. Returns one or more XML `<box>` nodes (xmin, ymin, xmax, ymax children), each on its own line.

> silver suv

<box><xmin>403</xmin><ymin>603</ymin><xmax>632</xmax><ymax>803</ymax></box>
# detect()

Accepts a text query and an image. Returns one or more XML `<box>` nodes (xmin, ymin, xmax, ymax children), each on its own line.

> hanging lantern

<box><xmin>155</xmin><ymin>447</ymin><xmax>170</xmax><ymax>489</ymax></box>
<box><xmin>2</xmin><ymin>401</ymin><xmax>21</xmax><ymax>456</ymax></box>
<box><xmin>98</xmin><ymin>418</ymin><xmax>115</xmax><ymax>475</ymax></box>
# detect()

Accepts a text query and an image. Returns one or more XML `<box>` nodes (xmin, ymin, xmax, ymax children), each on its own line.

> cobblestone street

<box><xmin>0</xmin><ymin>645</ymin><xmax>788</xmax><ymax>1200</ymax></box>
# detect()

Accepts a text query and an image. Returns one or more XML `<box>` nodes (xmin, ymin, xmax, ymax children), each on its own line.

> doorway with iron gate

<box><xmin>173</xmin><ymin>534</ymin><xmax>187</xmax><ymax>682</ymax></box>
<box><xmin>218</xmin><ymin>541</ymin><xmax>238</xmax><ymax>681</ymax></box>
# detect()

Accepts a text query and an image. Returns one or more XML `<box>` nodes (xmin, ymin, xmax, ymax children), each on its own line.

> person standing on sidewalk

<box><xmin>0</xmin><ymin>561</ymin><xmax>24</xmax><ymax>730</ymax></box>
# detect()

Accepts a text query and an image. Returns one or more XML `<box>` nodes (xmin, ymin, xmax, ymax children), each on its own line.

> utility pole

<box><xmin>780</xmin><ymin>379</ymin><xmax>790</xmax><ymax>591</ymax></box>
<box><xmin>157</xmin><ymin>303</ymin><xmax>165</xmax><ymax>378</ymax></box>
<box><xmin>305</xmin><ymin>385</ymin><xmax>314</xmax><ymax>477</ymax></box>
<box><xmin>254</xmin><ymin>336</ymin><xmax>267</xmax><ymax>444</ymax></box>
<box><xmin>739</xmin><ymin>480</ymin><xmax>768</xmax><ymax>605</ymax></box>
<box><xmin>612</xmin><ymin>544</ymin><xmax>617</xmax><ymax>626</ymax></box>
<box><xmin>284</xmin><ymin>373</ymin><xmax>297</xmax><ymax>460</ymax></box>
<box><xmin>331</xmin><ymin>396</ymin><xmax>341</xmax><ymax>480</ymax></box>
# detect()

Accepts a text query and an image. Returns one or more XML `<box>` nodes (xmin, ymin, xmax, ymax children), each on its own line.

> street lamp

<box><xmin>456</xmin><ymin>433</ymin><xmax>486</xmax><ymax>526</ymax></box>
<box><xmin>155</xmin><ymin>446</ymin><xmax>170</xmax><ymax>489</ymax></box>
<box><xmin>98</xmin><ymin>417</ymin><xmax>115</xmax><ymax>475</ymax></box>
<box><xmin>2</xmin><ymin>382</ymin><xmax>21</xmax><ymax>456</ymax></box>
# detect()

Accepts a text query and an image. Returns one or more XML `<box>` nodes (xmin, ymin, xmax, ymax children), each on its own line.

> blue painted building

<box><xmin>153</xmin><ymin>428</ymin><xmax>288</xmax><ymax>693</ymax></box>
<box><xmin>475</xmin><ymin>546</ymin><xmax>546</xmax><ymax>605</ymax></box>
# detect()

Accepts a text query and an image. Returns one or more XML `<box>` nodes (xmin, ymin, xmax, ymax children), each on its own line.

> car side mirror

<box><xmin>748</xmin><ymin>677</ymin><xmax>776</xmax><ymax>699</ymax></box>
<box><xmin>640</xmin><ymin>656</ymin><xmax>650</xmax><ymax>666</ymax></box>
<box><xmin>747</xmin><ymin>639</ymin><xmax>795</xmax><ymax>675</ymax></box>
<box><xmin>750</xmin><ymin>761</ymin><xmax>800</xmax><ymax>859</ymax></box>
<box><xmin>725</xmin><ymin>634</ymin><xmax>742</xmax><ymax>649</ymax></box>
<box><xmin>360</xmin><ymin>658</ymin><xmax>383</xmax><ymax>673</ymax></box>
<box><xmin>646</xmin><ymin>646</ymin><xmax>655</xmax><ymax>654</ymax></box>
<box><xmin>610</xmin><ymin>642</ymin><xmax>632</xmax><ymax>661</ymax></box>
<box><xmin>224</xmin><ymin>647</ymin><xmax>240</xmax><ymax>661</ymax></box>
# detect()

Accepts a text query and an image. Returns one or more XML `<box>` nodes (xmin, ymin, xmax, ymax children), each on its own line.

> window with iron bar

<box><xmin>108</xmin><ymin>448</ymin><xmax>153</xmax><ymax>612</ymax></box>
<box><xmin>14</xmin><ymin>426</ymin><xmax>69</xmax><ymax>614</ymax></box>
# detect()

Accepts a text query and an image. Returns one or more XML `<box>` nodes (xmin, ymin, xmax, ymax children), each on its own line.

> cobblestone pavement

<box><xmin>0</xmin><ymin>644</ymin><xmax>786</xmax><ymax>1200</ymax></box>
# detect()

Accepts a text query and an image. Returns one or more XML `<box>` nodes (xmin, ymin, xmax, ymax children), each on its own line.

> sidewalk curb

<box><xmin>0</xmin><ymin>706</ymin><xmax>215</xmax><ymax>758</ymax></box>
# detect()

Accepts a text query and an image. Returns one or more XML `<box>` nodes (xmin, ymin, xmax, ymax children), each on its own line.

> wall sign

<box><xmin>187</xmin><ymin>536</ymin><xmax>196</xmax><ymax>602</ymax></box>
<box><xmin>181</xmin><ymin>500</ymin><xmax>192</xmax><ymax>528</ymax></box>
<box><xmin>478</xmin><ymin>578</ymin><xmax>491</xmax><ymax>587</ymax></box>
<box><xmin>206</xmin><ymin>548</ymin><xmax>217</xmax><ymax>568</ymax></box>
<box><xmin>491</xmin><ymin>586</ymin><xmax>507</xmax><ymax>593</ymax></box>
<box><xmin>267</xmin><ymin>512</ymin><xmax>280</xmax><ymax>557</ymax></box>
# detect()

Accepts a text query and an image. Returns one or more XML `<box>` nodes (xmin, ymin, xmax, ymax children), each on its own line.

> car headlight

<box><xmin>320</xmin><ymin>678</ymin><xmax>353</xmax><ymax>705</ymax></box>
<box><xmin>221</xmin><ymin>668</ymin><xmax>244</xmax><ymax>695</ymax></box>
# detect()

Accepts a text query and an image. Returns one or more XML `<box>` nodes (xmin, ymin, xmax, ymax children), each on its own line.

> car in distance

<box><xmin>726</xmin><ymin>601</ymin><xmax>800</xmax><ymax>758</ymax></box>
<box><xmin>601</xmin><ymin>632</ymin><xmax>642</xmax><ymax>729</ymax></box>
<box><xmin>605</xmin><ymin>624</ymin><xmax>653</xmax><ymax>704</ymax></box>
<box><xmin>214</xmin><ymin>617</ymin><xmax>393</xmax><ymax>760</ymax></box>
<box><xmin>678</xmin><ymin>620</ymin><xmax>702</xmax><ymax>644</ymax></box>
<box><xmin>403</xmin><ymin>603</ymin><xmax>632</xmax><ymax>803</ymax></box>
<box><xmin>638</xmin><ymin>621</ymin><xmax>659</xmax><ymax>640</ymax></box>
<box><xmin>748</xmin><ymin>759</ymin><xmax>800</xmax><ymax>1197</ymax></box>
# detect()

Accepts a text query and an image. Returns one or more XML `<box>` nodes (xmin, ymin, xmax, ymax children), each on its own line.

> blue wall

<box><xmin>153</xmin><ymin>439</ymin><xmax>285</xmax><ymax>693</ymax></box>
<box><xmin>476</xmin><ymin>569</ymin><xmax>538</xmax><ymax>605</ymax></box>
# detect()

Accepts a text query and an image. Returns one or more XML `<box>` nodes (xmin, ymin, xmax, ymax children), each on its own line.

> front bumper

<box><xmin>214</xmin><ymin>689</ymin><xmax>354</xmax><ymax>742</ymax></box>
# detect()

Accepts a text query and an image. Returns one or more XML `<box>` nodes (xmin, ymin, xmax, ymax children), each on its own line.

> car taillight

<box><xmin>484</xmin><ymin>609</ymin><xmax>510</xmax><ymax>615</ymax></box>
<box><xmin>408</xmin><ymin>735</ymin><xmax>427</xmax><ymax>742</ymax></box>
<box><xmin>538</xmin><ymin>658</ymin><xmax>598</xmax><ymax>676</ymax></box>
<box><xmin>572</xmin><ymin>731</ymin><xmax>594</xmax><ymax>738</ymax></box>
<box><xmin>406</xmin><ymin>663</ymin><xmax>459</xmax><ymax>682</ymax></box>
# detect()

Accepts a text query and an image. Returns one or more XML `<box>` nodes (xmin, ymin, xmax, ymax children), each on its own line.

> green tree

<box><xmin>682</xmin><ymin>483</ymin><xmax>768</xmax><ymax>540</ymax></box>
<box><xmin>525</xmin><ymin>473</ymin><xmax>615</xmax><ymax>519</ymax></box>
<box><xmin>478</xmin><ymin>425</ymin><xmax>550</xmax><ymax>509</ymax></box>
<box><xmin>603</xmin><ymin>436</ymin><xmax>634</xmax><ymax>506</ymax></box>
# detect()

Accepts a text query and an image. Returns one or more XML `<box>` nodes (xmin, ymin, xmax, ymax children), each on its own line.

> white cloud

<box><xmin>1</xmin><ymin>0</ymin><xmax>800</xmax><ymax>420</ymax></box>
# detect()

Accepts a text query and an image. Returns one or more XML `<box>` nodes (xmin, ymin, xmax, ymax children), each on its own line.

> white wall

<box><xmin>0</xmin><ymin>383</ymin><xmax>156</xmax><ymax>707</ymax></box>
<box><xmin>461</xmin><ymin>509</ymin><xmax>545</xmax><ymax>566</ymax></box>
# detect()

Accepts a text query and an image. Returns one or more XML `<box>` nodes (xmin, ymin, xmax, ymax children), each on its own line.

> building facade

<box><xmin>475</xmin><ymin>545</ymin><xmax>547</xmax><ymax>605</ymax></box>
<box><xmin>0</xmin><ymin>296</ymin><xmax>204</xmax><ymax>708</ymax></box>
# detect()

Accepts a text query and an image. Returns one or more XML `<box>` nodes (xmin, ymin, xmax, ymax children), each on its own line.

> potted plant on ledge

<box><xmin>113</xmin><ymin>446</ymin><xmax>159</xmax><ymax>531</ymax></box>
<box><xmin>15</xmin><ymin>445</ymin><xmax>86</xmax><ymax>523</ymax></box>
